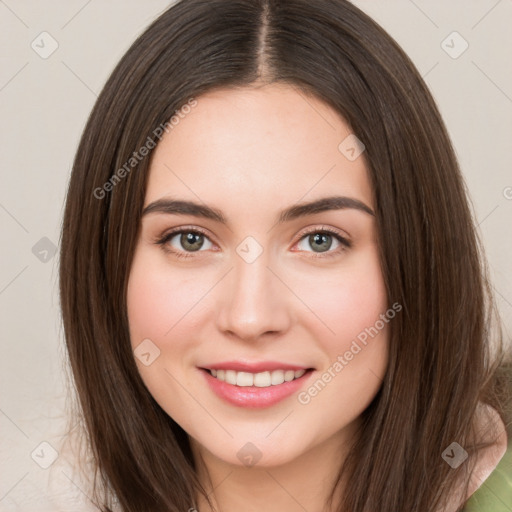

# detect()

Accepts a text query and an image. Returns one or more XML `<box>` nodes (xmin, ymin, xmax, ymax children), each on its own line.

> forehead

<box><xmin>145</xmin><ymin>84</ymin><xmax>373</xmax><ymax>213</ymax></box>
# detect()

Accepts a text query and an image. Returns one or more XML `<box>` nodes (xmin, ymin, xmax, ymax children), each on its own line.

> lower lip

<box><xmin>201</xmin><ymin>368</ymin><xmax>314</xmax><ymax>409</ymax></box>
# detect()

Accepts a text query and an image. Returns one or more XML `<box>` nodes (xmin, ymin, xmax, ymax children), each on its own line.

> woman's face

<box><xmin>127</xmin><ymin>83</ymin><xmax>390</xmax><ymax>468</ymax></box>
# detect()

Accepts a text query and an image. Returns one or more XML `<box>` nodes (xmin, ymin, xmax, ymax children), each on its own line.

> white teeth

<box><xmin>236</xmin><ymin>372</ymin><xmax>254</xmax><ymax>386</ymax></box>
<box><xmin>284</xmin><ymin>370</ymin><xmax>295</xmax><ymax>382</ymax></box>
<box><xmin>225</xmin><ymin>370</ymin><xmax>237</xmax><ymax>385</ymax></box>
<box><xmin>209</xmin><ymin>368</ymin><xmax>308</xmax><ymax>387</ymax></box>
<box><xmin>271</xmin><ymin>370</ymin><xmax>285</xmax><ymax>385</ymax></box>
<box><xmin>254</xmin><ymin>371</ymin><xmax>270</xmax><ymax>387</ymax></box>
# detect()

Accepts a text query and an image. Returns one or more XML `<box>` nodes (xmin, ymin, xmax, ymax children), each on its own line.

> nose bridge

<box><xmin>216</xmin><ymin>243</ymin><xmax>291</xmax><ymax>340</ymax></box>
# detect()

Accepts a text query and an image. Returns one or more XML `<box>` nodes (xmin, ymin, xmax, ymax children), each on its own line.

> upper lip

<box><xmin>200</xmin><ymin>361</ymin><xmax>313</xmax><ymax>373</ymax></box>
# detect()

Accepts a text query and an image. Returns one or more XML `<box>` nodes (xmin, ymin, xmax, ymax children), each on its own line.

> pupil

<box><xmin>181</xmin><ymin>232</ymin><xmax>203</xmax><ymax>251</ymax></box>
<box><xmin>310</xmin><ymin>233</ymin><xmax>331</xmax><ymax>252</ymax></box>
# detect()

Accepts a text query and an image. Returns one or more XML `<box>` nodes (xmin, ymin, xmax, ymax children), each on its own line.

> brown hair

<box><xmin>59</xmin><ymin>0</ymin><xmax>512</xmax><ymax>510</ymax></box>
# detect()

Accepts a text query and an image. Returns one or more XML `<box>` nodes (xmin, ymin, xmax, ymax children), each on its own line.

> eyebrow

<box><xmin>141</xmin><ymin>195</ymin><xmax>375</xmax><ymax>224</ymax></box>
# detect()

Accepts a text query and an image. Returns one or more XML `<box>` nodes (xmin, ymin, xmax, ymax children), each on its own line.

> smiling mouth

<box><xmin>205</xmin><ymin>368</ymin><xmax>313</xmax><ymax>388</ymax></box>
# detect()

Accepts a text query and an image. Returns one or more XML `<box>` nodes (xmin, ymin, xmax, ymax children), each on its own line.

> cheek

<box><xmin>126</xmin><ymin>250</ymin><xmax>200</xmax><ymax>422</ymax></box>
<box><xmin>127</xmin><ymin>248</ymin><xmax>208</xmax><ymax>347</ymax></box>
<box><xmin>295</xmin><ymin>250</ymin><xmax>390</xmax><ymax>426</ymax></box>
<box><xmin>294</xmin><ymin>248</ymin><xmax>388</xmax><ymax>351</ymax></box>
<box><xmin>127</xmin><ymin>269</ymin><xmax>175</xmax><ymax>347</ymax></box>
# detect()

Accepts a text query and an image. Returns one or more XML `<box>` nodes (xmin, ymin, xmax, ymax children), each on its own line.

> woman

<box><xmin>59</xmin><ymin>0</ymin><xmax>511</xmax><ymax>511</ymax></box>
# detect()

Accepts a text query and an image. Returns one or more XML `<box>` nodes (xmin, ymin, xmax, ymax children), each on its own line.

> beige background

<box><xmin>1</xmin><ymin>0</ymin><xmax>511</xmax><ymax>510</ymax></box>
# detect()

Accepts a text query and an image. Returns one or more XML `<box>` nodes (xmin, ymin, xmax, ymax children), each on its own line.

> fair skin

<box><xmin>126</xmin><ymin>83</ymin><xmax>506</xmax><ymax>511</ymax></box>
<box><xmin>127</xmin><ymin>83</ymin><xmax>388</xmax><ymax>511</ymax></box>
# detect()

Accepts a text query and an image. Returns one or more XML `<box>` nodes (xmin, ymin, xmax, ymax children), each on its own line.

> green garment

<box><xmin>463</xmin><ymin>438</ymin><xmax>512</xmax><ymax>511</ymax></box>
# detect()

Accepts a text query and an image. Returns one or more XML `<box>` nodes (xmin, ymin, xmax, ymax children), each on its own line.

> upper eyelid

<box><xmin>162</xmin><ymin>225</ymin><xmax>214</xmax><ymax>243</ymax></box>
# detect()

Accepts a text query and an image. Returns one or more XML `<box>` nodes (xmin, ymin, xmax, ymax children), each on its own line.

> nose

<box><xmin>215</xmin><ymin>249</ymin><xmax>293</xmax><ymax>342</ymax></box>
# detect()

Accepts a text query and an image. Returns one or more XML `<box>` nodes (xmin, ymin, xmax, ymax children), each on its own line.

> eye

<box><xmin>294</xmin><ymin>227</ymin><xmax>351</xmax><ymax>258</ymax></box>
<box><xmin>155</xmin><ymin>225</ymin><xmax>351</xmax><ymax>260</ymax></box>
<box><xmin>156</xmin><ymin>227</ymin><xmax>214</xmax><ymax>258</ymax></box>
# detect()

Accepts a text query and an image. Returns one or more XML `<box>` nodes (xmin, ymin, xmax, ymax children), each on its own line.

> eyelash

<box><xmin>154</xmin><ymin>225</ymin><xmax>351</xmax><ymax>260</ymax></box>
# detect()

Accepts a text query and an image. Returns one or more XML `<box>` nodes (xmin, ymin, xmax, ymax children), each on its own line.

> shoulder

<box><xmin>439</xmin><ymin>404</ymin><xmax>508</xmax><ymax>511</ymax></box>
<box><xmin>465</xmin><ymin>403</ymin><xmax>508</xmax><ymax>500</ymax></box>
